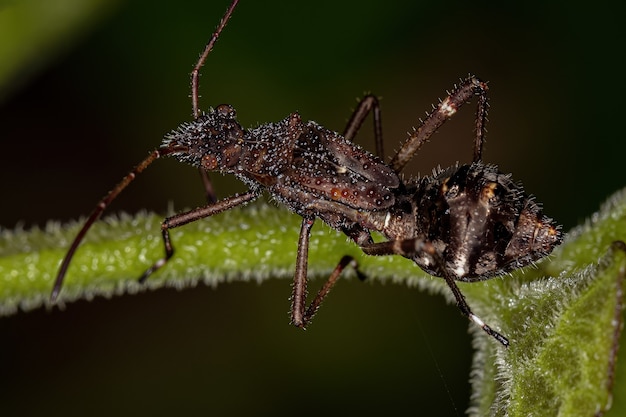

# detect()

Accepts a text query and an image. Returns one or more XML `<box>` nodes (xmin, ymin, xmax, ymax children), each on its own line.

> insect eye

<box><xmin>216</xmin><ymin>104</ymin><xmax>236</xmax><ymax>119</ymax></box>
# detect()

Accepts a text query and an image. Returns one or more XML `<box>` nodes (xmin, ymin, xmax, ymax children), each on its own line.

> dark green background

<box><xmin>1</xmin><ymin>0</ymin><xmax>625</xmax><ymax>415</ymax></box>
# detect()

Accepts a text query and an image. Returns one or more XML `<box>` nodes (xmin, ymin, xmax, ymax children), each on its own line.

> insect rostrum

<box><xmin>51</xmin><ymin>0</ymin><xmax>562</xmax><ymax>347</ymax></box>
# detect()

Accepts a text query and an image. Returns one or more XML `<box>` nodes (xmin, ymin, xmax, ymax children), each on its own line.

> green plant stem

<box><xmin>0</xmin><ymin>202</ymin><xmax>436</xmax><ymax>314</ymax></box>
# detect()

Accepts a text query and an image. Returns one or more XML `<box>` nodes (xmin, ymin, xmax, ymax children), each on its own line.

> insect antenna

<box><xmin>191</xmin><ymin>0</ymin><xmax>239</xmax><ymax>118</ymax></box>
<box><xmin>192</xmin><ymin>0</ymin><xmax>239</xmax><ymax>202</ymax></box>
<box><xmin>50</xmin><ymin>145</ymin><xmax>188</xmax><ymax>303</ymax></box>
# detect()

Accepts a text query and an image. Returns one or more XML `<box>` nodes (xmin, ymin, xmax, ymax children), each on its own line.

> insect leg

<box><xmin>290</xmin><ymin>218</ymin><xmax>365</xmax><ymax>328</ymax></box>
<box><xmin>198</xmin><ymin>169</ymin><xmax>217</xmax><ymax>204</ymax></box>
<box><xmin>190</xmin><ymin>0</ymin><xmax>240</xmax><ymax>203</ymax></box>
<box><xmin>291</xmin><ymin>218</ymin><xmax>314</xmax><ymax>327</ymax></box>
<box><xmin>360</xmin><ymin>239</ymin><xmax>509</xmax><ymax>347</ymax></box>
<box><xmin>389</xmin><ymin>75</ymin><xmax>489</xmax><ymax>172</ymax></box>
<box><xmin>342</xmin><ymin>95</ymin><xmax>385</xmax><ymax>158</ymax></box>
<box><xmin>302</xmin><ymin>255</ymin><xmax>365</xmax><ymax>325</ymax></box>
<box><xmin>139</xmin><ymin>188</ymin><xmax>261</xmax><ymax>282</ymax></box>
<box><xmin>51</xmin><ymin>147</ymin><xmax>185</xmax><ymax>302</ymax></box>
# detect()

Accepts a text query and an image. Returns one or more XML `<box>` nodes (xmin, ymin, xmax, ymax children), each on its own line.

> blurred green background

<box><xmin>1</xmin><ymin>0</ymin><xmax>625</xmax><ymax>415</ymax></box>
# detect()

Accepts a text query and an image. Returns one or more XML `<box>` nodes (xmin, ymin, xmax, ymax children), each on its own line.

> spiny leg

<box><xmin>291</xmin><ymin>218</ymin><xmax>315</xmax><ymax>327</ymax></box>
<box><xmin>390</xmin><ymin>75</ymin><xmax>489</xmax><ymax>173</ymax></box>
<box><xmin>51</xmin><ymin>145</ymin><xmax>187</xmax><ymax>302</ymax></box>
<box><xmin>360</xmin><ymin>238</ymin><xmax>509</xmax><ymax>347</ymax></box>
<box><xmin>191</xmin><ymin>0</ymin><xmax>240</xmax><ymax>203</ymax></box>
<box><xmin>342</xmin><ymin>94</ymin><xmax>385</xmax><ymax>158</ymax></box>
<box><xmin>291</xmin><ymin>218</ymin><xmax>364</xmax><ymax>328</ymax></box>
<box><xmin>139</xmin><ymin>189</ymin><xmax>260</xmax><ymax>282</ymax></box>
<box><xmin>472</xmin><ymin>81</ymin><xmax>489</xmax><ymax>163</ymax></box>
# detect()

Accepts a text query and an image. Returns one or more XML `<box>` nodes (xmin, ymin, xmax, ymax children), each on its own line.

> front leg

<box><xmin>139</xmin><ymin>189</ymin><xmax>261</xmax><ymax>282</ymax></box>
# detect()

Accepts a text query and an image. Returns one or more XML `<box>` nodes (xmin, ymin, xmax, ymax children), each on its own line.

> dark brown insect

<box><xmin>51</xmin><ymin>0</ymin><xmax>562</xmax><ymax>346</ymax></box>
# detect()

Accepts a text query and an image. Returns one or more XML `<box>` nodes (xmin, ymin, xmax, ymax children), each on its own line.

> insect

<box><xmin>51</xmin><ymin>0</ymin><xmax>562</xmax><ymax>346</ymax></box>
